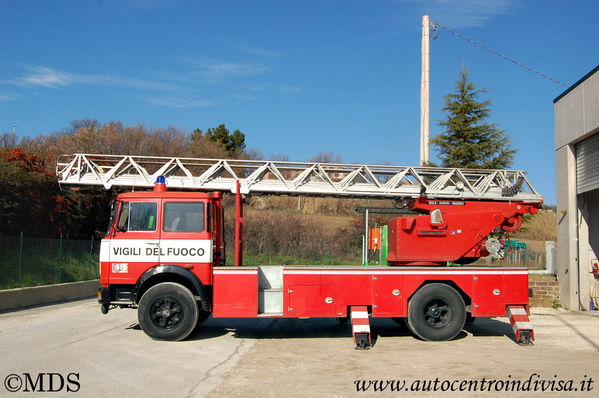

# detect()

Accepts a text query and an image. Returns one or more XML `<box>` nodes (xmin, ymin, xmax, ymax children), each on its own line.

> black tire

<box><xmin>138</xmin><ymin>282</ymin><xmax>199</xmax><ymax>341</ymax></box>
<box><xmin>407</xmin><ymin>283</ymin><xmax>466</xmax><ymax>341</ymax></box>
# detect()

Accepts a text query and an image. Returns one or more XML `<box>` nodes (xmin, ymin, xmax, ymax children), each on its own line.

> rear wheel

<box><xmin>407</xmin><ymin>283</ymin><xmax>466</xmax><ymax>341</ymax></box>
<box><xmin>138</xmin><ymin>282</ymin><xmax>199</xmax><ymax>341</ymax></box>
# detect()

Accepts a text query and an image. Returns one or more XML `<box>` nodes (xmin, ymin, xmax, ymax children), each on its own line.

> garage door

<box><xmin>577</xmin><ymin>133</ymin><xmax>599</xmax><ymax>194</ymax></box>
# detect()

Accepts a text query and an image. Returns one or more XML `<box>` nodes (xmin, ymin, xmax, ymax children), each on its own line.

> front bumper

<box><xmin>98</xmin><ymin>285</ymin><xmax>136</xmax><ymax>313</ymax></box>
<box><xmin>98</xmin><ymin>286</ymin><xmax>110</xmax><ymax>305</ymax></box>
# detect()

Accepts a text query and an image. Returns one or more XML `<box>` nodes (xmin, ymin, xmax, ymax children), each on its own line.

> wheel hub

<box><xmin>423</xmin><ymin>299</ymin><xmax>450</xmax><ymax>328</ymax></box>
<box><xmin>150</xmin><ymin>297</ymin><xmax>183</xmax><ymax>330</ymax></box>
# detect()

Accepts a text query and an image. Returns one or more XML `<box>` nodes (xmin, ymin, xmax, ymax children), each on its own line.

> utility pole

<box><xmin>420</xmin><ymin>15</ymin><xmax>430</xmax><ymax>165</ymax></box>
<box><xmin>11</xmin><ymin>123</ymin><xmax>17</xmax><ymax>146</ymax></box>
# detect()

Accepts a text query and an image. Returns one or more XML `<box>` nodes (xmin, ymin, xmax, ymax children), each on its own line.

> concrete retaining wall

<box><xmin>0</xmin><ymin>280</ymin><xmax>99</xmax><ymax>312</ymax></box>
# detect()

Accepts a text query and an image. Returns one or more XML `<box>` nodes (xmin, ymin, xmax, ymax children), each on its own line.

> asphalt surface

<box><xmin>1</xmin><ymin>299</ymin><xmax>598</xmax><ymax>397</ymax></box>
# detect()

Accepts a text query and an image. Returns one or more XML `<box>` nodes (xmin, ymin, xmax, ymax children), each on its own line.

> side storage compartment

<box><xmin>258</xmin><ymin>266</ymin><xmax>284</xmax><ymax>316</ymax></box>
<box><xmin>213</xmin><ymin>267</ymin><xmax>258</xmax><ymax>317</ymax></box>
<box><xmin>472</xmin><ymin>273</ymin><xmax>505</xmax><ymax>317</ymax></box>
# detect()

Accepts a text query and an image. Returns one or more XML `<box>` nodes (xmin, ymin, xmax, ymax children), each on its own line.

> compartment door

<box><xmin>373</xmin><ymin>274</ymin><xmax>405</xmax><ymax>317</ymax></box>
<box><xmin>288</xmin><ymin>285</ymin><xmax>337</xmax><ymax>317</ymax></box>
<box><xmin>472</xmin><ymin>274</ymin><xmax>505</xmax><ymax>316</ymax></box>
<box><xmin>213</xmin><ymin>269</ymin><xmax>258</xmax><ymax>317</ymax></box>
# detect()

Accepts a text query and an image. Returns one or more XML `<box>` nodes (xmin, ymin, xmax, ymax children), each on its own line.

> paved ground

<box><xmin>1</xmin><ymin>300</ymin><xmax>598</xmax><ymax>397</ymax></box>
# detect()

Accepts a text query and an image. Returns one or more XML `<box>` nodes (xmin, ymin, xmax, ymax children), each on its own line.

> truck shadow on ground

<box><xmin>464</xmin><ymin>318</ymin><xmax>517</xmax><ymax>343</ymax></box>
<box><xmin>180</xmin><ymin>316</ymin><xmax>515</xmax><ymax>345</ymax></box>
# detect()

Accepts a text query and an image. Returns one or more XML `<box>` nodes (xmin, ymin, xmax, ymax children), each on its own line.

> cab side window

<box><xmin>117</xmin><ymin>202</ymin><xmax>157</xmax><ymax>232</ymax></box>
<box><xmin>163</xmin><ymin>202</ymin><xmax>205</xmax><ymax>232</ymax></box>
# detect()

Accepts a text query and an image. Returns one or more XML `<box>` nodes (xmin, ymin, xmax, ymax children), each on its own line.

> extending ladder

<box><xmin>56</xmin><ymin>153</ymin><xmax>542</xmax><ymax>202</ymax></box>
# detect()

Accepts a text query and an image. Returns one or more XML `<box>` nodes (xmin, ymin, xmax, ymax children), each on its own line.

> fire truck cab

<box><xmin>98</xmin><ymin>177</ymin><xmax>223</xmax><ymax>340</ymax></box>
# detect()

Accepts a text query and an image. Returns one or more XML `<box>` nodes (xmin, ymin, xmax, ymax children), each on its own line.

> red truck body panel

<box><xmin>211</xmin><ymin>266</ymin><xmax>529</xmax><ymax>318</ymax></box>
<box><xmin>213</xmin><ymin>268</ymin><xmax>259</xmax><ymax>317</ymax></box>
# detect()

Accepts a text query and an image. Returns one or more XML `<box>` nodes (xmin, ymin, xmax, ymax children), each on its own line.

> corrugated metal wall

<box><xmin>577</xmin><ymin>133</ymin><xmax>599</xmax><ymax>194</ymax></box>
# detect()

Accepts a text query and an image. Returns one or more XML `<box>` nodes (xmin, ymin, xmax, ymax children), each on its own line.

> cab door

<box><xmin>106</xmin><ymin>200</ymin><xmax>161</xmax><ymax>284</ymax></box>
<box><xmin>159</xmin><ymin>200</ymin><xmax>213</xmax><ymax>285</ymax></box>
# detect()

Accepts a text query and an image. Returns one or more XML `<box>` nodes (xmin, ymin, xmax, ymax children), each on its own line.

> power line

<box><xmin>431</xmin><ymin>20</ymin><xmax>568</xmax><ymax>87</ymax></box>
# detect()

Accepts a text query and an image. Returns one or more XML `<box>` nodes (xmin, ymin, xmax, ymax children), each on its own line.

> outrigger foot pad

<box><xmin>351</xmin><ymin>306</ymin><xmax>372</xmax><ymax>350</ymax></box>
<box><xmin>507</xmin><ymin>305</ymin><xmax>534</xmax><ymax>345</ymax></box>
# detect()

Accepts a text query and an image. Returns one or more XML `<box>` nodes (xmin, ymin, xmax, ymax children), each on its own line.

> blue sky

<box><xmin>1</xmin><ymin>0</ymin><xmax>598</xmax><ymax>205</ymax></box>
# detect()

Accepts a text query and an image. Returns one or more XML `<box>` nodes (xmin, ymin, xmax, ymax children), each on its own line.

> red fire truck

<box><xmin>57</xmin><ymin>154</ymin><xmax>542</xmax><ymax>348</ymax></box>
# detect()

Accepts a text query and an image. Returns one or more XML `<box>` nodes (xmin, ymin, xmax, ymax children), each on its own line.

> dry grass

<box><xmin>512</xmin><ymin>209</ymin><xmax>557</xmax><ymax>242</ymax></box>
<box><xmin>247</xmin><ymin>195</ymin><xmax>391</xmax><ymax>216</ymax></box>
<box><xmin>223</xmin><ymin>201</ymin><xmax>363</xmax><ymax>263</ymax></box>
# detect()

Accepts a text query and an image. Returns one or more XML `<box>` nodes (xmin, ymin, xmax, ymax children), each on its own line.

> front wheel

<box><xmin>138</xmin><ymin>282</ymin><xmax>199</xmax><ymax>341</ymax></box>
<box><xmin>407</xmin><ymin>283</ymin><xmax>466</xmax><ymax>341</ymax></box>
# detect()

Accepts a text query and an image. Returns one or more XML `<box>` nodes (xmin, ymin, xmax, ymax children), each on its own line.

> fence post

<box><xmin>545</xmin><ymin>241</ymin><xmax>555</xmax><ymax>274</ymax></box>
<box><xmin>87</xmin><ymin>235</ymin><xmax>95</xmax><ymax>279</ymax></box>
<box><xmin>58</xmin><ymin>233</ymin><xmax>63</xmax><ymax>283</ymax></box>
<box><xmin>18</xmin><ymin>231</ymin><xmax>23</xmax><ymax>288</ymax></box>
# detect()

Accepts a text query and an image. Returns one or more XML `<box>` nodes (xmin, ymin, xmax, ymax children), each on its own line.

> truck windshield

<box><xmin>117</xmin><ymin>202</ymin><xmax>157</xmax><ymax>232</ymax></box>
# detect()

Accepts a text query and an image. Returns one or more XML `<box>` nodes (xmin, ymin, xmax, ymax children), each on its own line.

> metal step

<box><xmin>56</xmin><ymin>153</ymin><xmax>543</xmax><ymax>201</ymax></box>
<box><xmin>259</xmin><ymin>288</ymin><xmax>283</xmax><ymax>314</ymax></box>
<box><xmin>257</xmin><ymin>312</ymin><xmax>284</xmax><ymax>317</ymax></box>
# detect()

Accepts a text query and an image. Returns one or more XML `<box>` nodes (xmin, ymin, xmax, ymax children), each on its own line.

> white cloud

<box><xmin>20</xmin><ymin>66</ymin><xmax>71</xmax><ymax>88</ymax></box>
<box><xmin>404</xmin><ymin>0</ymin><xmax>517</xmax><ymax>28</ymax></box>
<box><xmin>248</xmin><ymin>82</ymin><xmax>302</xmax><ymax>94</ymax></box>
<box><xmin>14</xmin><ymin>65</ymin><xmax>181</xmax><ymax>91</ymax></box>
<box><xmin>278</xmin><ymin>85</ymin><xmax>303</xmax><ymax>94</ymax></box>
<box><xmin>0</xmin><ymin>93</ymin><xmax>22</xmax><ymax>101</ymax></box>
<box><xmin>8</xmin><ymin>62</ymin><xmax>296</xmax><ymax>106</ymax></box>
<box><xmin>144</xmin><ymin>95</ymin><xmax>216</xmax><ymax>108</ymax></box>
<box><xmin>185</xmin><ymin>58</ymin><xmax>271</xmax><ymax>78</ymax></box>
<box><xmin>237</xmin><ymin>45</ymin><xmax>282</xmax><ymax>58</ymax></box>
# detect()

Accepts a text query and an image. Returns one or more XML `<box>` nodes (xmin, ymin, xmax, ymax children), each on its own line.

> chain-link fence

<box><xmin>228</xmin><ymin>244</ymin><xmax>363</xmax><ymax>267</ymax></box>
<box><xmin>0</xmin><ymin>234</ymin><xmax>100</xmax><ymax>290</ymax></box>
<box><xmin>0</xmin><ymin>232</ymin><xmax>553</xmax><ymax>291</ymax></box>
